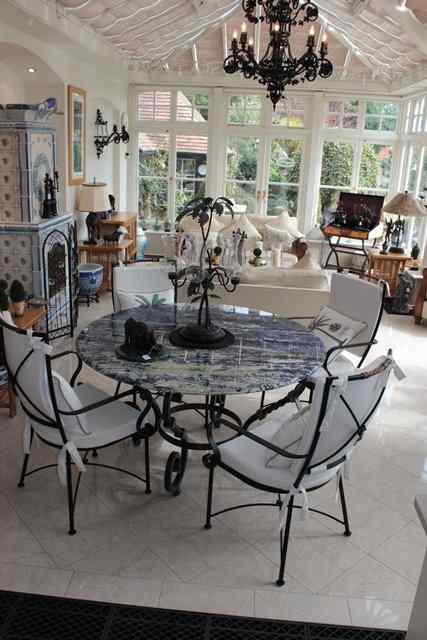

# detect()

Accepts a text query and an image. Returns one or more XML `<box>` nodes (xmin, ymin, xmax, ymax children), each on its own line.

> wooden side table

<box><xmin>79</xmin><ymin>238</ymin><xmax>133</xmax><ymax>291</ymax></box>
<box><xmin>0</xmin><ymin>305</ymin><xmax>47</xmax><ymax>418</ymax></box>
<box><xmin>368</xmin><ymin>251</ymin><xmax>412</xmax><ymax>296</ymax></box>
<box><xmin>99</xmin><ymin>212</ymin><xmax>138</xmax><ymax>261</ymax></box>
<box><xmin>414</xmin><ymin>267</ymin><xmax>427</xmax><ymax>324</ymax></box>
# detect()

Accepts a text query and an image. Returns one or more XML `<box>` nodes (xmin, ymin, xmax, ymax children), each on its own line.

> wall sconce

<box><xmin>94</xmin><ymin>109</ymin><xmax>130</xmax><ymax>159</ymax></box>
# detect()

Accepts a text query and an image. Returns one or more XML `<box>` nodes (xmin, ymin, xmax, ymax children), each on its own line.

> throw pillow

<box><xmin>309</xmin><ymin>305</ymin><xmax>366</xmax><ymax>360</ymax></box>
<box><xmin>264</xmin><ymin>224</ymin><xmax>292</xmax><ymax>248</ymax></box>
<box><xmin>264</xmin><ymin>211</ymin><xmax>303</xmax><ymax>239</ymax></box>
<box><xmin>220</xmin><ymin>213</ymin><xmax>262</xmax><ymax>241</ymax></box>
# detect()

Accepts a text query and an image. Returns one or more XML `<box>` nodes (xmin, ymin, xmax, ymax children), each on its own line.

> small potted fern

<box><xmin>9</xmin><ymin>279</ymin><xmax>26</xmax><ymax>317</ymax></box>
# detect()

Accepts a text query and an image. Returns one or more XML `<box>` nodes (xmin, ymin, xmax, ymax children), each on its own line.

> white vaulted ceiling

<box><xmin>55</xmin><ymin>0</ymin><xmax>427</xmax><ymax>85</ymax></box>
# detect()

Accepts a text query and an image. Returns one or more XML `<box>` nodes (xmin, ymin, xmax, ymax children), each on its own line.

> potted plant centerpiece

<box><xmin>168</xmin><ymin>196</ymin><xmax>241</xmax><ymax>349</ymax></box>
<box><xmin>9</xmin><ymin>280</ymin><xmax>27</xmax><ymax>317</ymax></box>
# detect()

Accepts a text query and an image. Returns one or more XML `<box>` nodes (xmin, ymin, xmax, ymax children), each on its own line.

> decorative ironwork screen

<box><xmin>41</xmin><ymin>225</ymin><xmax>78</xmax><ymax>340</ymax></box>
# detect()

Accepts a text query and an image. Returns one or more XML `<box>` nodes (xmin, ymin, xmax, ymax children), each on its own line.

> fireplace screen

<box><xmin>42</xmin><ymin>226</ymin><xmax>78</xmax><ymax>340</ymax></box>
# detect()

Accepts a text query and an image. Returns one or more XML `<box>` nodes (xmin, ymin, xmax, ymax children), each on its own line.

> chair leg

<box><xmin>277</xmin><ymin>495</ymin><xmax>294</xmax><ymax>587</ymax></box>
<box><xmin>18</xmin><ymin>428</ymin><xmax>33</xmax><ymax>488</ymax></box>
<box><xmin>204</xmin><ymin>463</ymin><xmax>215</xmax><ymax>530</ymax></box>
<box><xmin>338</xmin><ymin>475</ymin><xmax>352</xmax><ymax>537</ymax></box>
<box><xmin>144</xmin><ymin>437</ymin><xmax>151</xmax><ymax>495</ymax></box>
<box><xmin>66</xmin><ymin>452</ymin><xmax>76</xmax><ymax>536</ymax></box>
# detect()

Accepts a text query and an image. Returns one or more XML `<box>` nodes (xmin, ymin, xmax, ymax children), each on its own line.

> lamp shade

<box><xmin>78</xmin><ymin>182</ymin><xmax>109</xmax><ymax>213</ymax></box>
<box><xmin>382</xmin><ymin>192</ymin><xmax>427</xmax><ymax>218</ymax></box>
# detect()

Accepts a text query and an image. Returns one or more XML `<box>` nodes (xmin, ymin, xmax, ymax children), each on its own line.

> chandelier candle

<box><xmin>224</xmin><ymin>0</ymin><xmax>334</xmax><ymax>108</ymax></box>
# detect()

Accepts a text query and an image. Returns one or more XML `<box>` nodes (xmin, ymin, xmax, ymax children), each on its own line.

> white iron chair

<box><xmin>112</xmin><ymin>261</ymin><xmax>175</xmax><ymax>312</ymax></box>
<box><xmin>0</xmin><ymin>317</ymin><xmax>161</xmax><ymax>535</ymax></box>
<box><xmin>203</xmin><ymin>352</ymin><xmax>401</xmax><ymax>587</ymax></box>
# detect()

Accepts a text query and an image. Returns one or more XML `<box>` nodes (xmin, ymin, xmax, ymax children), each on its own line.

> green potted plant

<box><xmin>0</xmin><ymin>280</ymin><xmax>9</xmax><ymax>313</ymax></box>
<box><xmin>9</xmin><ymin>280</ymin><xmax>26</xmax><ymax>317</ymax></box>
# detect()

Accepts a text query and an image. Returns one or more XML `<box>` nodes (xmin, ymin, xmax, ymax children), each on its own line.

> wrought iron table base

<box><xmin>159</xmin><ymin>393</ymin><xmax>242</xmax><ymax>496</ymax></box>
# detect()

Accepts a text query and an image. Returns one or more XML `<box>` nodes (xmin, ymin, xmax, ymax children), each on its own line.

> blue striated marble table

<box><xmin>77</xmin><ymin>304</ymin><xmax>325</xmax><ymax>495</ymax></box>
<box><xmin>77</xmin><ymin>304</ymin><xmax>325</xmax><ymax>396</ymax></box>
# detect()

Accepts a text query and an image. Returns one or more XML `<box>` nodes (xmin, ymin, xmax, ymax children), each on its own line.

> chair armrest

<box><xmin>57</xmin><ymin>388</ymin><xmax>137</xmax><ymax>416</ymax></box>
<box><xmin>323</xmin><ymin>339</ymin><xmax>377</xmax><ymax>375</ymax></box>
<box><xmin>50</xmin><ymin>350</ymin><xmax>83</xmax><ymax>387</ymax></box>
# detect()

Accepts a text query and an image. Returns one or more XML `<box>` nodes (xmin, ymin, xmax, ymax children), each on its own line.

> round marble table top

<box><xmin>76</xmin><ymin>304</ymin><xmax>325</xmax><ymax>396</ymax></box>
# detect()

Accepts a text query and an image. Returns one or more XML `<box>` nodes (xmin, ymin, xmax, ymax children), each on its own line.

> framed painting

<box><xmin>67</xmin><ymin>86</ymin><xmax>86</xmax><ymax>186</ymax></box>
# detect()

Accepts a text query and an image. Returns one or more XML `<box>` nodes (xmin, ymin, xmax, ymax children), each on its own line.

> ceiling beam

<box><xmin>341</xmin><ymin>49</ymin><xmax>353</xmax><ymax>79</ymax></box>
<box><xmin>192</xmin><ymin>43</ymin><xmax>199</xmax><ymax>72</ymax></box>
<box><xmin>367</xmin><ymin>0</ymin><xmax>427</xmax><ymax>57</ymax></box>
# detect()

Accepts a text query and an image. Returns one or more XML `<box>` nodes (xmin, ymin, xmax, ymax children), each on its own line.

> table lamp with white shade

<box><xmin>382</xmin><ymin>191</ymin><xmax>427</xmax><ymax>255</ymax></box>
<box><xmin>77</xmin><ymin>180</ymin><xmax>109</xmax><ymax>245</ymax></box>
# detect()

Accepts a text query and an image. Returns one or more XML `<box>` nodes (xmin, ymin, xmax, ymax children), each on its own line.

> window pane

<box><xmin>407</xmin><ymin>146</ymin><xmax>421</xmax><ymax>192</ymax></box>
<box><xmin>225</xmin><ymin>181</ymin><xmax>257</xmax><ymax>213</ymax></box>
<box><xmin>269</xmin><ymin>139</ymin><xmax>303</xmax><ymax>184</ymax></box>
<box><xmin>175</xmin><ymin>135</ymin><xmax>208</xmax><ymax>215</ymax></box>
<box><xmin>267</xmin><ymin>185</ymin><xmax>299</xmax><ymax>216</ymax></box>
<box><xmin>320</xmin><ymin>142</ymin><xmax>354</xmax><ymax>187</ymax></box>
<box><xmin>343</xmin><ymin>115</ymin><xmax>358</xmax><ymax>129</ymax></box>
<box><xmin>318</xmin><ymin>188</ymin><xmax>342</xmax><ymax>221</ymax></box>
<box><xmin>226</xmin><ymin>136</ymin><xmax>259</xmax><ymax>181</ymax></box>
<box><xmin>138</xmin><ymin>133</ymin><xmax>170</xmax><ymax>225</ymax></box>
<box><xmin>137</xmin><ymin>91</ymin><xmax>171</xmax><ymax>121</ymax></box>
<box><xmin>177</xmin><ymin>91</ymin><xmax>209</xmax><ymax>122</ymax></box>
<box><xmin>365</xmin><ymin>115</ymin><xmax>380</xmax><ymax>131</ymax></box>
<box><xmin>344</xmin><ymin>99</ymin><xmax>359</xmax><ymax>114</ymax></box>
<box><xmin>228</xmin><ymin>95</ymin><xmax>262</xmax><ymax>125</ymax></box>
<box><xmin>359</xmin><ymin>144</ymin><xmax>393</xmax><ymax>191</ymax></box>
<box><xmin>272</xmin><ymin>97</ymin><xmax>305</xmax><ymax>127</ymax></box>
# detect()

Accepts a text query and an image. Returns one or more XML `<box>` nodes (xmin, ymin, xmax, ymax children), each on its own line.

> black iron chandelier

<box><xmin>223</xmin><ymin>0</ymin><xmax>334</xmax><ymax>108</ymax></box>
<box><xmin>94</xmin><ymin>109</ymin><xmax>130</xmax><ymax>159</ymax></box>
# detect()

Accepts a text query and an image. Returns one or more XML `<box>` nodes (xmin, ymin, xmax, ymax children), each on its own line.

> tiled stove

<box><xmin>0</xmin><ymin>101</ymin><xmax>77</xmax><ymax>337</ymax></box>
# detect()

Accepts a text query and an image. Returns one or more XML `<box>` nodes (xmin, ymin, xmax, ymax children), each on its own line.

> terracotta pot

<box><xmin>12</xmin><ymin>300</ymin><xmax>26</xmax><ymax>317</ymax></box>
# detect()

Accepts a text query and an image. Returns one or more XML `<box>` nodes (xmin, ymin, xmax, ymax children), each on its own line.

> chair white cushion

<box><xmin>219</xmin><ymin>420</ymin><xmax>336</xmax><ymax>491</ymax></box>
<box><xmin>116</xmin><ymin>288</ymin><xmax>174</xmax><ymax>312</ymax></box>
<box><xmin>265</xmin><ymin>406</ymin><xmax>310</xmax><ymax>469</ymax></box>
<box><xmin>32</xmin><ymin>383</ymin><xmax>141</xmax><ymax>449</ymax></box>
<box><xmin>52</xmin><ymin>372</ymin><xmax>91</xmax><ymax>436</ymax></box>
<box><xmin>309</xmin><ymin>305</ymin><xmax>366</xmax><ymax>358</ymax></box>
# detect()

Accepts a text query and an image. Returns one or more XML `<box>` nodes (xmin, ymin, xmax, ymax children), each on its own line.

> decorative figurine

<box><xmin>108</xmin><ymin>194</ymin><xmax>116</xmax><ymax>213</ymax></box>
<box><xmin>42</xmin><ymin>171</ymin><xmax>59</xmax><ymax>219</ymax></box>
<box><xmin>116</xmin><ymin>317</ymin><xmax>161</xmax><ymax>361</ymax></box>
<box><xmin>85</xmin><ymin>212</ymin><xmax>100</xmax><ymax>245</ymax></box>
<box><xmin>411</xmin><ymin>242</ymin><xmax>421</xmax><ymax>270</ymax></box>
<box><xmin>390</xmin><ymin>217</ymin><xmax>406</xmax><ymax>254</ymax></box>
<box><xmin>381</xmin><ymin>218</ymin><xmax>394</xmax><ymax>255</ymax></box>
<box><xmin>249</xmin><ymin>244</ymin><xmax>267</xmax><ymax>267</ymax></box>
<box><xmin>103</xmin><ymin>225</ymin><xmax>128</xmax><ymax>244</ymax></box>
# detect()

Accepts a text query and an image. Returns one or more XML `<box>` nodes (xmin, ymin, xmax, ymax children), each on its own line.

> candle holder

<box><xmin>168</xmin><ymin>196</ymin><xmax>240</xmax><ymax>349</ymax></box>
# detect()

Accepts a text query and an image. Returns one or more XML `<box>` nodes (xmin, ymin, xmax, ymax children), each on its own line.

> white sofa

<box><xmin>178</xmin><ymin>265</ymin><xmax>330</xmax><ymax>318</ymax></box>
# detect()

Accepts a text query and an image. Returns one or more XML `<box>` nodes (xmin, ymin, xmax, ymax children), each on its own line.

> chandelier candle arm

<box><xmin>224</xmin><ymin>0</ymin><xmax>333</xmax><ymax>108</ymax></box>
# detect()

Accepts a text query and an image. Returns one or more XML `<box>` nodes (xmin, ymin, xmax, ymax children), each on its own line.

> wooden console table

<box><xmin>0</xmin><ymin>305</ymin><xmax>47</xmax><ymax>418</ymax></box>
<box><xmin>368</xmin><ymin>251</ymin><xmax>412</xmax><ymax>296</ymax></box>
<box><xmin>322</xmin><ymin>225</ymin><xmax>382</xmax><ymax>274</ymax></box>
<box><xmin>79</xmin><ymin>238</ymin><xmax>134</xmax><ymax>291</ymax></box>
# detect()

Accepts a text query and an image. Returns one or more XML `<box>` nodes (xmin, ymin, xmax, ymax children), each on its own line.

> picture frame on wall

<box><xmin>67</xmin><ymin>85</ymin><xmax>86</xmax><ymax>186</ymax></box>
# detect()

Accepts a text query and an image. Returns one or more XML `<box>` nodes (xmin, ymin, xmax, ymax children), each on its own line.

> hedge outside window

<box><xmin>228</xmin><ymin>95</ymin><xmax>262</xmax><ymax>126</ymax></box>
<box><xmin>267</xmin><ymin>139</ymin><xmax>303</xmax><ymax>216</ymax></box>
<box><xmin>359</xmin><ymin>144</ymin><xmax>393</xmax><ymax>193</ymax></box>
<box><xmin>318</xmin><ymin>141</ymin><xmax>355</xmax><ymax>220</ymax></box>
<box><xmin>138</xmin><ymin>133</ymin><xmax>170</xmax><ymax>224</ymax></box>
<box><xmin>364</xmin><ymin>102</ymin><xmax>398</xmax><ymax>132</ymax></box>
<box><xmin>225</xmin><ymin>136</ymin><xmax>260</xmax><ymax>213</ymax></box>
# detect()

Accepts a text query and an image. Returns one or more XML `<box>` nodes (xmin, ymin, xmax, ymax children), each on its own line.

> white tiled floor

<box><xmin>0</xmin><ymin>294</ymin><xmax>426</xmax><ymax>630</ymax></box>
